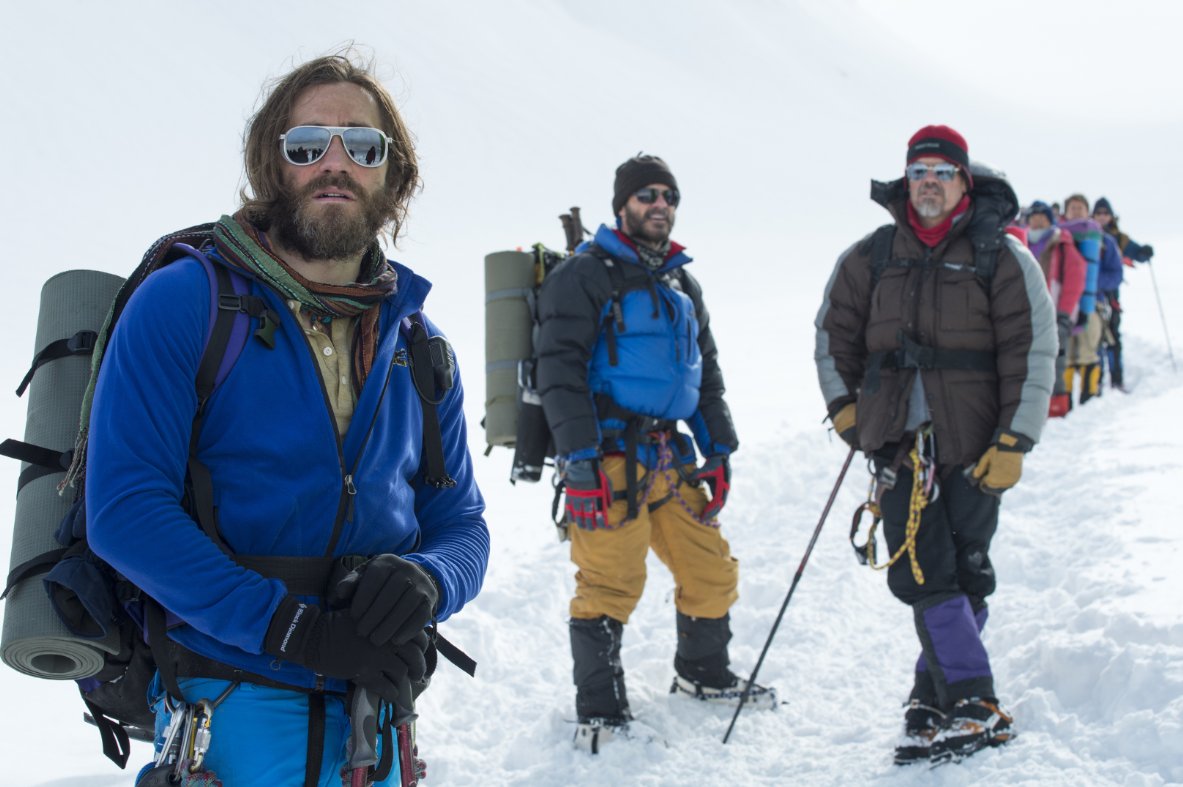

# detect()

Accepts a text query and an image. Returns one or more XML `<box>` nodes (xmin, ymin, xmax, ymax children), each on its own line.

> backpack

<box><xmin>1</xmin><ymin>223</ymin><xmax>464</xmax><ymax>769</ymax></box>
<box><xmin>483</xmin><ymin>208</ymin><xmax>680</xmax><ymax>487</ymax></box>
<box><xmin>483</xmin><ymin>208</ymin><xmax>587</xmax><ymax>484</ymax></box>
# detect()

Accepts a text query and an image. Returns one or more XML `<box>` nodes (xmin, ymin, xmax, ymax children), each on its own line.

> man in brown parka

<box><xmin>813</xmin><ymin>125</ymin><xmax>1056</xmax><ymax>765</ymax></box>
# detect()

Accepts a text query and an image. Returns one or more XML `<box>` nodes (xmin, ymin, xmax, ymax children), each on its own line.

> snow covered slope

<box><xmin>1</xmin><ymin>1</ymin><xmax>1180</xmax><ymax>784</ymax></box>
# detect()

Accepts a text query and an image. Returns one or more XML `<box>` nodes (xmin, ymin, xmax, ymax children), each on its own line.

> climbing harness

<box><xmin>848</xmin><ymin>427</ymin><xmax>939</xmax><ymax>585</ymax></box>
<box><xmin>551</xmin><ymin>430</ymin><xmax>720</xmax><ymax>538</ymax></box>
<box><xmin>651</xmin><ymin>433</ymin><xmax>721</xmax><ymax>528</ymax></box>
<box><xmin>139</xmin><ymin>682</ymin><xmax>239</xmax><ymax>785</ymax></box>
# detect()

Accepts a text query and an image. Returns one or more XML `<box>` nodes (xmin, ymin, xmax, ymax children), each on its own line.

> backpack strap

<box><xmin>81</xmin><ymin>693</ymin><xmax>134</xmax><ymax>769</ymax></box>
<box><xmin>14</xmin><ymin>329</ymin><xmax>97</xmax><ymax>398</ymax></box>
<box><xmin>182</xmin><ymin>246</ymin><xmax>279</xmax><ymax>551</ymax></box>
<box><xmin>403</xmin><ymin>313</ymin><xmax>457</xmax><ymax>489</ymax></box>
<box><xmin>1</xmin><ymin>546</ymin><xmax>68</xmax><ymax>599</ymax></box>
<box><xmin>867</xmin><ymin>223</ymin><xmax>897</xmax><ymax>293</ymax></box>
<box><xmin>304</xmin><ymin>693</ymin><xmax>326</xmax><ymax>787</ymax></box>
<box><xmin>971</xmin><ymin>236</ymin><xmax>1001</xmax><ymax>285</ymax></box>
<box><xmin>0</xmin><ymin>438</ymin><xmax>74</xmax><ymax>495</ymax></box>
<box><xmin>622</xmin><ymin>419</ymin><xmax>641</xmax><ymax>521</ymax></box>
<box><xmin>600</xmin><ymin>256</ymin><xmax>628</xmax><ymax>367</ymax></box>
<box><xmin>2</xmin><ymin>326</ymin><xmax>104</xmax><ymax>493</ymax></box>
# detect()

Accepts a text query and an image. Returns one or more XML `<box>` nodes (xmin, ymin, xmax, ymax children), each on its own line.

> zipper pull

<box><xmin>343</xmin><ymin>475</ymin><xmax>357</xmax><ymax>523</ymax></box>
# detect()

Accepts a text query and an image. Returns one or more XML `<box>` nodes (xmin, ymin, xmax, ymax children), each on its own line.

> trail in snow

<box><xmin>412</xmin><ymin>338</ymin><xmax>1183</xmax><ymax>787</ymax></box>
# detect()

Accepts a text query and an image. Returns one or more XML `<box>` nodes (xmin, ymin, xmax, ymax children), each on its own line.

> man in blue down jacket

<box><xmin>535</xmin><ymin>154</ymin><xmax>774</xmax><ymax>754</ymax></box>
<box><xmin>87</xmin><ymin>53</ymin><xmax>488</xmax><ymax>785</ymax></box>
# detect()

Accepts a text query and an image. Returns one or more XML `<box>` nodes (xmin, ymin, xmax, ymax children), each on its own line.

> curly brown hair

<box><xmin>240</xmin><ymin>48</ymin><xmax>420</xmax><ymax>246</ymax></box>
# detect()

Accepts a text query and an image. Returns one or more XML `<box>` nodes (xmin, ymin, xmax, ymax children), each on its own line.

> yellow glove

<box><xmin>968</xmin><ymin>431</ymin><xmax>1031</xmax><ymax>496</ymax></box>
<box><xmin>831</xmin><ymin>403</ymin><xmax>858</xmax><ymax>449</ymax></box>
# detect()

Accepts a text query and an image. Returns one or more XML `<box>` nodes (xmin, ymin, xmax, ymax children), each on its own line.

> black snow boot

<box><xmin>893</xmin><ymin>700</ymin><xmax>945</xmax><ymax>765</ymax></box>
<box><xmin>670</xmin><ymin>613</ymin><xmax>778</xmax><ymax>709</ymax></box>
<box><xmin>570</xmin><ymin>616</ymin><xmax>631</xmax><ymax>724</ymax></box>
<box><xmin>673</xmin><ymin>612</ymin><xmax>733</xmax><ymax>688</ymax></box>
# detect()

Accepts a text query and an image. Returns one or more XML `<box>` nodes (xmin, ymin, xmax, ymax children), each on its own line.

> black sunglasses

<box><xmin>633</xmin><ymin>187</ymin><xmax>680</xmax><ymax>207</ymax></box>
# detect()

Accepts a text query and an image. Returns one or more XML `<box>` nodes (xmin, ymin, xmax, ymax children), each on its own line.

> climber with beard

<box><xmin>814</xmin><ymin>125</ymin><xmax>1056</xmax><ymax>765</ymax></box>
<box><xmin>86</xmin><ymin>50</ymin><xmax>488</xmax><ymax>785</ymax></box>
<box><xmin>535</xmin><ymin>153</ymin><xmax>775</xmax><ymax>754</ymax></box>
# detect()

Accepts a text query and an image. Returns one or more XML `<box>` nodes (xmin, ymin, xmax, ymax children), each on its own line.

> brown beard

<box><xmin>622</xmin><ymin>201</ymin><xmax>675</xmax><ymax>248</ymax></box>
<box><xmin>272</xmin><ymin>174</ymin><xmax>396</xmax><ymax>261</ymax></box>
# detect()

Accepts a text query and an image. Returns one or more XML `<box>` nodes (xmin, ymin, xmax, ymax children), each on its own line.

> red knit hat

<box><xmin>906</xmin><ymin>125</ymin><xmax>972</xmax><ymax>187</ymax></box>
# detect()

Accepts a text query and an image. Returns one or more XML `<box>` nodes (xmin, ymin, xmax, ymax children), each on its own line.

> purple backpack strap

<box><xmin>173</xmin><ymin>242</ymin><xmax>252</xmax><ymax>391</ymax></box>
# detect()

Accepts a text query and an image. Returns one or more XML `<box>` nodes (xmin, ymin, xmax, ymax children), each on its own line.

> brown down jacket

<box><xmin>814</xmin><ymin>172</ymin><xmax>1057</xmax><ymax>468</ymax></box>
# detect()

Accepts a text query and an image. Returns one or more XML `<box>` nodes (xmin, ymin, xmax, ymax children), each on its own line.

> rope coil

<box><xmin>850</xmin><ymin>430</ymin><xmax>935</xmax><ymax>584</ymax></box>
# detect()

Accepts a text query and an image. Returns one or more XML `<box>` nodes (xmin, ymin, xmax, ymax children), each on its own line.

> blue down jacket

<box><xmin>536</xmin><ymin>224</ymin><xmax>738</xmax><ymax>467</ymax></box>
<box><xmin>86</xmin><ymin>251</ymin><xmax>488</xmax><ymax>692</ymax></box>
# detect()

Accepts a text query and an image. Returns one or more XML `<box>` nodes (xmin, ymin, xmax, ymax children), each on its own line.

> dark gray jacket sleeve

<box><xmin>680</xmin><ymin>270</ymin><xmax>738</xmax><ymax>455</ymax></box>
<box><xmin>535</xmin><ymin>254</ymin><xmax>611</xmax><ymax>459</ymax></box>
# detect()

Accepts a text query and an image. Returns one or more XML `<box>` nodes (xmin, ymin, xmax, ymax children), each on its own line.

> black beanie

<box><xmin>1094</xmin><ymin>196</ymin><xmax>1114</xmax><ymax>215</ymax></box>
<box><xmin>613</xmin><ymin>153</ymin><xmax>678</xmax><ymax>214</ymax></box>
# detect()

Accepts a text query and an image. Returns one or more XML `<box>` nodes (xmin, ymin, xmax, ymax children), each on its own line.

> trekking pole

<box><xmin>722</xmin><ymin>445</ymin><xmax>857</xmax><ymax>744</ymax></box>
<box><xmin>347</xmin><ymin>688</ymin><xmax>379</xmax><ymax>787</ymax></box>
<box><xmin>1147</xmin><ymin>260</ymin><xmax>1177</xmax><ymax>371</ymax></box>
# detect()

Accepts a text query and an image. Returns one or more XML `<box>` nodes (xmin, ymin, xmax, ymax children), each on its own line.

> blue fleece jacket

<box><xmin>86</xmin><ymin>253</ymin><xmax>488</xmax><ymax>692</ymax></box>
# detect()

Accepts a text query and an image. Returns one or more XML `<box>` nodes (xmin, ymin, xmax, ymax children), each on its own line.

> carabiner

<box><xmin>849</xmin><ymin>501</ymin><xmax>881</xmax><ymax>566</ymax></box>
<box><xmin>188</xmin><ymin>699</ymin><xmax>215</xmax><ymax>774</ymax></box>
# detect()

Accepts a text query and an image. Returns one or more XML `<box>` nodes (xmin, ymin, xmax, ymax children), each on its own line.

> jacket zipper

<box><xmin>290</xmin><ymin>325</ymin><xmax>354</xmax><ymax>559</ymax></box>
<box><xmin>320</xmin><ymin>328</ymin><xmax>404</xmax><ymax>558</ymax></box>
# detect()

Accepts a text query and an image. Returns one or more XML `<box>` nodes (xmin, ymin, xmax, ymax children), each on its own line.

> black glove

<box><xmin>343</xmin><ymin>554</ymin><xmax>439</xmax><ymax>646</ymax></box>
<box><xmin>1143</xmin><ymin>244</ymin><xmax>1154</xmax><ymax>259</ymax></box>
<box><xmin>693</xmin><ymin>455</ymin><xmax>731</xmax><ymax>519</ymax></box>
<box><xmin>263</xmin><ymin>596</ymin><xmax>426</xmax><ymax>702</ymax></box>
<box><xmin>563</xmin><ymin>458</ymin><xmax>613</xmax><ymax>530</ymax></box>
<box><xmin>390</xmin><ymin>628</ymin><xmax>430</xmax><ymax>684</ymax></box>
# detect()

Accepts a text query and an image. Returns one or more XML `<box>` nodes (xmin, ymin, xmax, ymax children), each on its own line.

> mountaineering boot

<box><xmin>928</xmin><ymin>697</ymin><xmax>1014</xmax><ymax>764</ymax></box>
<box><xmin>573</xmin><ymin>717</ymin><xmax>627</xmax><ymax>755</ymax></box>
<box><xmin>1047</xmin><ymin>392</ymin><xmax>1070</xmax><ymax>418</ymax></box>
<box><xmin>570</xmin><ymin>616</ymin><xmax>631</xmax><ymax>753</ymax></box>
<box><xmin>669</xmin><ymin>612</ymin><xmax>777</xmax><ymax>710</ymax></box>
<box><xmin>669</xmin><ymin>673</ymin><xmax>778</xmax><ymax>709</ymax></box>
<box><xmin>1079</xmin><ymin>363</ymin><xmax>1101</xmax><ymax>405</ymax></box>
<box><xmin>573</xmin><ymin>716</ymin><xmax>666</xmax><ymax>754</ymax></box>
<box><xmin>893</xmin><ymin>700</ymin><xmax>945</xmax><ymax>765</ymax></box>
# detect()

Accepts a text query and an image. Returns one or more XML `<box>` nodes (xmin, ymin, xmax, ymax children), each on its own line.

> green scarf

<box><xmin>213</xmin><ymin>211</ymin><xmax>398</xmax><ymax>386</ymax></box>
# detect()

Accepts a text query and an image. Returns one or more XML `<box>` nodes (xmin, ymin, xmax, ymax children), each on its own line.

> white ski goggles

<box><xmin>279</xmin><ymin>125</ymin><xmax>393</xmax><ymax>168</ymax></box>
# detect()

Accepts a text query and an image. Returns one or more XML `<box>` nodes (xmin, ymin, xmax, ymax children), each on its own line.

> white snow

<box><xmin>1</xmin><ymin>2</ymin><xmax>1181</xmax><ymax>785</ymax></box>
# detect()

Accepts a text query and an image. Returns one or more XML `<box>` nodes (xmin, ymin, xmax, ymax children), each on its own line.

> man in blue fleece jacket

<box><xmin>86</xmin><ymin>51</ymin><xmax>488</xmax><ymax>785</ymax></box>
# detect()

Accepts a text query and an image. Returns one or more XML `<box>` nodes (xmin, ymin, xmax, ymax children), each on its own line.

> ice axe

<box><xmin>722</xmin><ymin>446</ymin><xmax>857</xmax><ymax>744</ymax></box>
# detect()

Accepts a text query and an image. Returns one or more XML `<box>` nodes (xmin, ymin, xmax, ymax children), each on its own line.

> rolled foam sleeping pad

<box><xmin>2</xmin><ymin>270</ymin><xmax>124</xmax><ymax>679</ymax></box>
<box><xmin>484</xmin><ymin>250</ymin><xmax>536</xmax><ymax>448</ymax></box>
